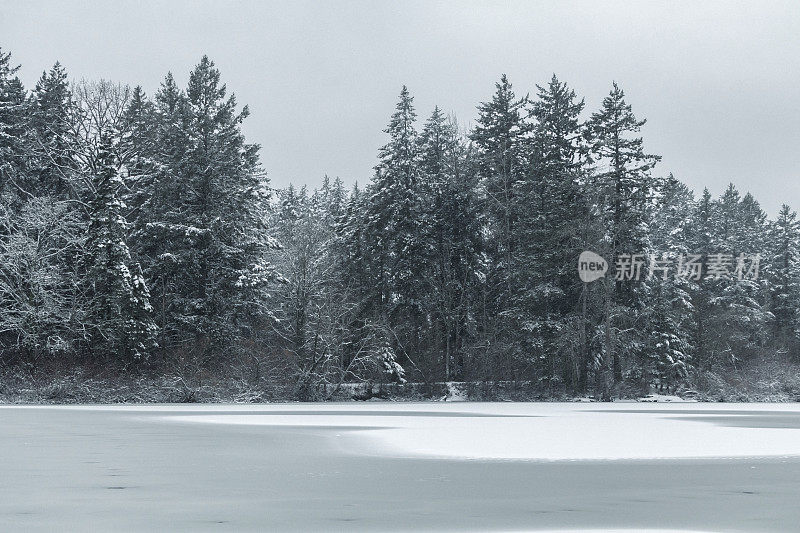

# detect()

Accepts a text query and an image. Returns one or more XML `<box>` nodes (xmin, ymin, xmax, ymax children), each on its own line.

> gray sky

<box><xmin>2</xmin><ymin>0</ymin><xmax>798</xmax><ymax>215</ymax></box>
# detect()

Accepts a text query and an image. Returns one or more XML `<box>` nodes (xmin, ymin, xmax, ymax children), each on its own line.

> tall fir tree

<box><xmin>765</xmin><ymin>205</ymin><xmax>800</xmax><ymax>350</ymax></box>
<box><xmin>85</xmin><ymin>137</ymin><xmax>157</xmax><ymax>362</ymax></box>
<box><xmin>519</xmin><ymin>75</ymin><xmax>589</xmax><ymax>387</ymax></box>
<box><xmin>690</xmin><ymin>188</ymin><xmax>715</xmax><ymax>372</ymax></box>
<box><xmin>0</xmin><ymin>48</ymin><xmax>29</xmax><ymax>204</ymax></box>
<box><xmin>29</xmin><ymin>62</ymin><xmax>77</xmax><ymax>199</ymax></box>
<box><xmin>639</xmin><ymin>175</ymin><xmax>696</xmax><ymax>391</ymax></box>
<box><xmin>418</xmin><ymin>107</ymin><xmax>481</xmax><ymax>379</ymax></box>
<box><xmin>125</xmin><ymin>59</ymin><xmax>280</xmax><ymax>359</ymax></box>
<box><xmin>587</xmin><ymin>82</ymin><xmax>660</xmax><ymax>384</ymax></box>
<box><xmin>470</xmin><ymin>75</ymin><xmax>528</xmax><ymax>379</ymax></box>
<box><xmin>132</xmin><ymin>72</ymin><xmax>191</xmax><ymax>350</ymax></box>
<box><xmin>176</xmin><ymin>57</ymin><xmax>278</xmax><ymax>354</ymax></box>
<box><xmin>119</xmin><ymin>85</ymin><xmax>157</xmax><ymax>242</ymax></box>
<box><xmin>362</xmin><ymin>86</ymin><xmax>424</xmax><ymax>375</ymax></box>
<box><xmin>700</xmin><ymin>184</ymin><xmax>772</xmax><ymax>368</ymax></box>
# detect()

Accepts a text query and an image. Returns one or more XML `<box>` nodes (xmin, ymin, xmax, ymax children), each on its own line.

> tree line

<box><xmin>2</xmin><ymin>47</ymin><xmax>798</xmax><ymax>398</ymax></box>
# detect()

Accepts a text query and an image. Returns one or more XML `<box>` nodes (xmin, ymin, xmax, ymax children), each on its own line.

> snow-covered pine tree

<box><xmin>587</xmin><ymin>82</ymin><xmax>661</xmax><ymax>383</ymax></box>
<box><xmin>765</xmin><ymin>205</ymin><xmax>800</xmax><ymax>351</ymax></box>
<box><xmin>643</xmin><ymin>280</ymin><xmax>691</xmax><ymax>393</ymax></box>
<box><xmin>148</xmin><ymin>57</ymin><xmax>279</xmax><ymax>358</ymax></box>
<box><xmin>640</xmin><ymin>175</ymin><xmax>696</xmax><ymax>392</ymax></box>
<box><xmin>28</xmin><ymin>62</ymin><xmax>77</xmax><ymax>199</ymax></box>
<box><xmin>118</xmin><ymin>86</ymin><xmax>157</xmax><ymax>246</ymax></box>
<box><xmin>336</xmin><ymin>182</ymin><xmax>370</xmax><ymax>308</ymax></box>
<box><xmin>418</xmin><ymin>107</ymin><xmax>481</xmax><ymax>380</ymax></box>
<box><xmin>470</xmin><ymin>75</ymin><xmax>528</xmax><ymax>379</ymax></box>
<box><xmin>367</xmin><ymin>86</ymin><xmax>424</xmax><ymax>307</ymax></box>
<box><xmin>0</xmin><ymin>47</ymin><xmax>30</xmax><ymax>204</ymax></box>
<box><xmin>362</xmin><ymin>86</ymin><xmax>424</xmax><ymax>376</ymax></box>
<box><xmin>375</xmin><ymin>329</ymin><xmax>406</xmax><ymax>384</ymax></box>
<box><xmin>317</xmin><ymin>175</ymin><xmax>346</xmax><ymax>230</ymax></box>
<box><xmin>519</xmin><ymin>75</ymin><xmax>589</xmax><ymax>387</ymax></box>
<box><xmin>123</xmin><ymin>263</ymin><xmax>159</xmax><ymax>361</ymax></box>
<box><xmin>127</xmin><ymin>72</ymin><xmax>191</xmax><ymax>351</ymax></box>
<box><xmin>332</xmin><ymin>181</ymin><xmax>382</xmax><ymax>373</ymax></box>
<box><xmin>121</xmin><ymin>86</ymin><xmax>154</xmax><ymax>156</ymax></box>
<box><xmin>85</xmin><ymin>137</ymin><xmax>156</xmax><ymax>362</ymax></box>
<box><xmin>700</xmin><ymin>184</ymin><xmax>772</xmax><ymax>368</ymax></box>
<box><xmin>689</xmin><ymin>188</ymin><xmax>715</xmax><ymax>372</ymax></box>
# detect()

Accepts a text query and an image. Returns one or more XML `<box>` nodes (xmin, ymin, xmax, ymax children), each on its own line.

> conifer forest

<box><xmin>2</xmin><ymin>46</ymin><xmax>799</xmax><ymax>402</ymax></box>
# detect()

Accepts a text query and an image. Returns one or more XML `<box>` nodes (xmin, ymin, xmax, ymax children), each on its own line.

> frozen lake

<box><xmin>2</xmin><ymin>402</ymin><xmax>800</xmax><ymax>531</ymax></box>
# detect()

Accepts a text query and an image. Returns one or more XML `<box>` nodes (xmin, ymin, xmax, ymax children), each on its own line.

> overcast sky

<box><xmin>1</xmin><ymin>0</ymin><xmax>798</xmax><ymax>215</ymax></box>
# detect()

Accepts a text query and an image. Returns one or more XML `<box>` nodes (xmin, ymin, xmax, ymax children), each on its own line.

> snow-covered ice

<box><xmin>163</xmin><ymin>402</ymin><xmax>800</xmax><ymax>461</ymax></box>
<box><xmin>2</xmin><ymin>402</ymin><xmax>800</xmax><ymax>531</ymax></box>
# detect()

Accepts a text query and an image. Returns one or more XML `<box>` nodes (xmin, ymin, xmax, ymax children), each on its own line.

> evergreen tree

<box><xmin>119</xmin><ymin>85</ymin><xmax>157</xmax><ymax>239</ymax></box>
<box><xmin>765</xmin><ymin>205</ymin><xmax>800</xmax><ymax>349</ymax></box>
<box><xmin>128</xmin><ymin>60</ymin><xmax>280</xmax><ymax>359</ymax></box>
<box><xmin>689</xmin><ymin>188</ymin><xmax>715</xmax><ymax>373</ymax></box>
<box><xmin>337</xmin><ymin>182</ymin><xmax>369</xmax><ymax>301</ymax></box>
<box><xmin>362</xmin><ymin>86</ymin><xmax>423</xmax><ymax>373</ymax></box>
<box><xmin>701</xmin><ymin>184</ymin><xmax>772</xmax><ymax>368</ymax></box>
<box><xmin>640</xmin><ymin>176</ymin><xmax>696</xmax><ymax>391</ymax></box>
<box><xmin>587</xmin><ymin>82</ymin><xmax>660</xmax><ymax>383</ymax></box>
<box><xmin>418</xmin><ymin>107</ymin><xmax>481</xmax><ymax>379</ymax></box>
<box><xmin>317</xmin><ymin>175</ymin><xmax>346</xmax><ymax>229</ymax></box>
<box><xmin>29</xmin><ymin>62</ymin><xmax>77</xmax><ymax>199</ymax></box>
<box><xmin>334</xmin><ymin>182</ymin><xmax>377</xmax><ymax>372</ymax></box>
<box><xmin>0</xmin><ymin>48</ymin><xmax>29</xmax><ymax>203</ymax></box>
<box><xmin>642</xmin><ymin>280</ymin><xmax>691</xmax><ymax>393</ymax></box>
<box><xmin>131</xmin><ymin>72</ymin><xmax>191</xmax><ymax>351</ymax></box>
<box><xmin>519</xmin><ymin>75</ymin><xmax>588</xmax><ymax>387</ymax></box>
<box><xmin>85</xmin><ymin>137</ymin><xmax>156</xmax><ymax>362</ymax></box>
<box><xmin>170</xmin><ymin>57</ymin><xmax>278</xmax><ymax>355</ymax></box>
<box><xmin>470</xmin><ymin>75</ymin><xmax>528</xmax><ymax>379</ymax></box>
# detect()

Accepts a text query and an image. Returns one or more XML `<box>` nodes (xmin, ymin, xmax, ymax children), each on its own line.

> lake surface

<box><xmin>1</xmin><ymin>402</ymin><xmax>799</xmax><ymax>531</ymax></box>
